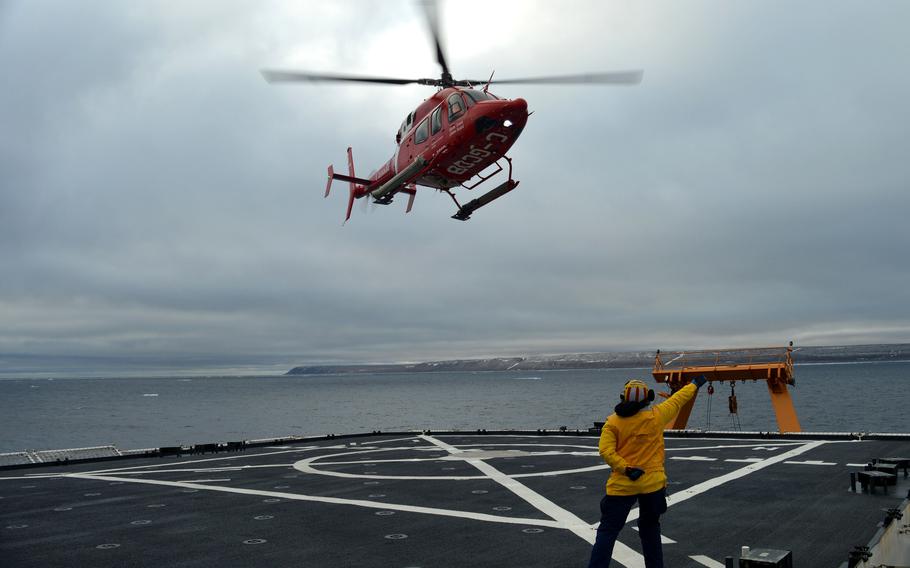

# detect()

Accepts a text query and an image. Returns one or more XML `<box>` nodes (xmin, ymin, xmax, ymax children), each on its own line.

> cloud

<box><xmin>1</xmin><ymin>0</ymin><xmax>909</xmax><ymax>375</ymax></box>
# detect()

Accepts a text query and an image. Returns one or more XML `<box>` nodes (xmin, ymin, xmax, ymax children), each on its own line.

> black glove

<box><xmin>691</xmin><ymin>375</ymin><xmax>707</xmax><ymax>388</ymax></box>
<box><xmin>625</xmin><ymin>467</ymin><xmax>644</xmax><ymax>481</ymax></box>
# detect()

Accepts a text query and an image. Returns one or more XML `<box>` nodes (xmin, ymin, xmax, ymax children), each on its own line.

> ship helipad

<box><xmin>2</xmin><ymin>431</ymin><xmax>908</xmax><ymax>567</ymax></box>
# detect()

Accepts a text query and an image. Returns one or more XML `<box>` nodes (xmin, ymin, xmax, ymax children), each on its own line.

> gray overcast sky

<box><xmin>2</xmin><ymin>1</ymin><xmax>909</xmax><ymax>376</ymax></box>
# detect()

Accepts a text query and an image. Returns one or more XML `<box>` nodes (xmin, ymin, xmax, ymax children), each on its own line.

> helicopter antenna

<box><xmin>483</xmin><ymin>70</ymin><xmax>495</xmax><ymax>93</ymax></box>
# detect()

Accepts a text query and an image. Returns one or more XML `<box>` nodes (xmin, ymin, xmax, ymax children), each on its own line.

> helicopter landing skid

<box><xmin>450</xmin><ymin>179</ymin><xmax>519</xmax><ymax>221</ymax></box>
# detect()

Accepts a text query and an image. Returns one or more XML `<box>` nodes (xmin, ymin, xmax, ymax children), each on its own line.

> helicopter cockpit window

<box><xmin>464</xmin><ymin>89</ymin><xmax>498</xmax><ymax>103</ymax></box>
<box><xmin>430</xmin><ymin>106</ymin><xmax>442</xmax><ymax>135</ymax></box>
<box><xmin>414</xmin><ymin>117</ymin><xmax>429</xmax><ymax>144</ymax></box>
<box><xmin>447</xmin><ymin>93</ymin><xmax>466</xmax><ymax>121</ymax></box>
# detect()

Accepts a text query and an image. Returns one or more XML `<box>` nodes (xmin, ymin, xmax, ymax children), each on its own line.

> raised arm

<box><xmin>655</xmin><ymin>377</ymin><xmax>705</xmax><ymax>426</ymax></box>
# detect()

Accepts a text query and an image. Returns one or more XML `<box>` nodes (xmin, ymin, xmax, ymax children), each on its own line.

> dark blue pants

<box><xmin>588</xmin><ymin>488</ymin><xmax>667</xmax><ymax>568</ymax></box>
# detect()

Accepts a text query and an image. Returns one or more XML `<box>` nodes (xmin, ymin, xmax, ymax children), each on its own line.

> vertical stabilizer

<box><xmin>344</xmin><ymin>147</ymin><xmax>356</xmax><ymax>223</ymax></box>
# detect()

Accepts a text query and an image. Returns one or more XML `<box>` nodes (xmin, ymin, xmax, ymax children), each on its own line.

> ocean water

<box><xmin>1</xmin><ymin>362</ymin><xmax>908</xmax><ymax>452</ymax></box>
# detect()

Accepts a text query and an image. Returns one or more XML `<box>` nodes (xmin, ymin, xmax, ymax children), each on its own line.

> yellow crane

<box><xmin>652</xmin><ymin>343</ymin><xmax>801</xmax><ymax>433</ymax></box>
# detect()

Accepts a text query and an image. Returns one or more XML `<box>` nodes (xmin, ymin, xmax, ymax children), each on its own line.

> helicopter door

<box><xmin>427</xmin><ymin>106</ymin><xmax>445</xmax><ymax>155</ymax></box>
<box><xmin>400</xmin><ymin>117</ymin><xmax>427</xmax><ymax>164</ymax></box>
<box><xmin>414</xmin><ymin>118</ymin><xmax>429</xmax><ymax>145</ymax></box>
<box><xmin>430</xmin><ymin>106</ymin><xmax>442</xmax><ymax>136</ymax></box>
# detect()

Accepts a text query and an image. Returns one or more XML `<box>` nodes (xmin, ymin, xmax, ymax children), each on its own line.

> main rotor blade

<box><xmin>421</xmin><ymin>0</ymin><xmax>451</xmax><ymax>78</ymax></box>
<box><xmin>460</xmin><ymin>70</ymin><xmax>644</xmax><ymax>86</ymax></box>
<box><xmin>261</xmin><ymin>69</ymin><xmax>424</xmax><ymax>86</ymax></box>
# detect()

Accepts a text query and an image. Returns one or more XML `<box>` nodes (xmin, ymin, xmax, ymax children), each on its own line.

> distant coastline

<box><xmin>286</xmin><ymin>343</ymin><xmax>910</xmax><ymax>376</ymax></box>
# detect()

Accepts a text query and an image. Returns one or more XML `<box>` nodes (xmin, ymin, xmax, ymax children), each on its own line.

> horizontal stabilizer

<box><xmin>331</xmin><ymin>172</ymin><xmax>373</xmax><ymax>186</ymax></box>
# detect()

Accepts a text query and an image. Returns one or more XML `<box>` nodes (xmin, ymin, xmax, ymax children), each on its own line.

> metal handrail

<box><xmin>654</xmin><ymin>346</ymin><xmax>793</xmax><ymax>371</ymax></box>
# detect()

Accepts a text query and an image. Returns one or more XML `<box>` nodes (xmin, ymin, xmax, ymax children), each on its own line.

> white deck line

<box><xmin>83</xmin><ymin>445</ymin><xmax>346</xmax><ymax>475</ymax></box>
<box><xmin>360</xmin><ymin>436</ymin><xmax>421</xmax><ymax>445</ymax></box>
<box><xmin>631</xmin><ymin>526</ymin><xmax>676</xmax><ymax>543</ymax></box>
<box><xmin>420</xmin><ymin>434</ymin><xmax>646</xmax><ymax>568</ymax></box>
<box><xmin>293</xmin><ymin>445</ymin><xmax>610</xmax><ymax>481</ymax></box>
<box><xmin>67</xmin><ymin>472</ymin><xmax>563</xmax><ymax>529</ymax></box>
<box><xmin>668</xmin><ymin>440</ymin><xmax>828</xmax><ymax>506</ymax></box>
<box><xmin>664</xmin><ymin>442</ymin><xmax>804</xmax><ymax>451</ymax></box>
<box><xmin>80</xmin><ymin>466</ymin><xmax>274</xmax><ymax>476</ymax></box>
<box><xmin>690</xmin><ymin>555</ymin><xmax>726</xmax><ymax>567</ymax></box>
<box><xmin>436</xmin><ymin>433</ymin><xmax>599</xmax><ymax>440</ymax></box>
<box><xmin>615</xmin><ymin>440</ymin><xmax>829</xmax><ymax>526</ymax></box>
<box><xmin>455</xmin><ymin>442</ymin><xmax>598</xmax><ymax>450</ymax></box>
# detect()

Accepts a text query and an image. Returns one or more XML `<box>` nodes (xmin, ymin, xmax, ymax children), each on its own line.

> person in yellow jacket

<box><xmin>588</xmin><ymin>375</ymin><xmax>705</xmax><ymax>568</ymax></box>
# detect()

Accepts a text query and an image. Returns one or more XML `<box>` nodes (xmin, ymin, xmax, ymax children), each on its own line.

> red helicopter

<box><xmin>262</xmin><ymin>3</ymin><xmax>642</xmax><ymax>222</ymax></box>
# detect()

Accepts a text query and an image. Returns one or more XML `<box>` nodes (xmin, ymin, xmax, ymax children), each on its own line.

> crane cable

<box><xmin>705</xmin><ymin>383</ymin><xmax>714</xmax><ymax>430</ymax></box>
<box><xmin>728</xmin><ymin>382</ymin><xmax>742</xmax><ymax>431</ymax></box>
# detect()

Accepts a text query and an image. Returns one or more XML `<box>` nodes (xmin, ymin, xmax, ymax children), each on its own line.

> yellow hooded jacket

<box><xmin>598</xmin><ymin>383</ymin><xmax>698</xmax><ymax>496</ymax></box>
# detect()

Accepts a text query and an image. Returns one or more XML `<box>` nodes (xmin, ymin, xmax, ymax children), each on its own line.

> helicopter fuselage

<box><xmin>355</xmin><ymin>87</ymin><xmax>528</xmax><ymax>196</ymax></box>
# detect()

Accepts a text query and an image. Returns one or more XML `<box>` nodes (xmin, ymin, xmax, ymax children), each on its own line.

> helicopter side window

<box><xmin>414</xmin><ymin>117</ymin><xmax>429</xmax><ymax>144</ymax></box>
<box><xmin>398</xmin><ymin>111</ymin><xmax>417</xmax><ymax>144</ymax></box>
<box><xmin>430</xmin><ymin>106</ymin><xmax>442</xmax><ymax>135</ymax></box>
<box><xmin>447</xmin><ymin>93</ymin><xmax>465</xmax><ymax>121</ymax></box>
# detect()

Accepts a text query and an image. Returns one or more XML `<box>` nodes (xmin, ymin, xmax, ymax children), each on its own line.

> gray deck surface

<box><xmin>2</xmin><ymin>433</ymin><xmax>908</xmax><ymax>567</ymax></box>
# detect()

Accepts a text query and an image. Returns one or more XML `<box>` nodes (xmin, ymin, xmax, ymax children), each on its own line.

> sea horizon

<box><xmin>2</xmin><ymin>361</ymin><xmax>909</xmax><ymax>453</ymax></box>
